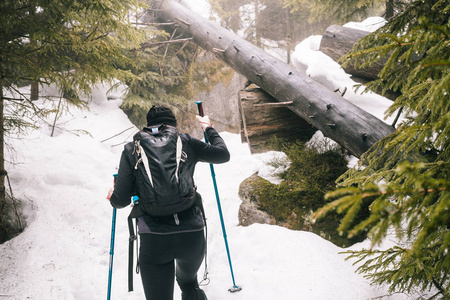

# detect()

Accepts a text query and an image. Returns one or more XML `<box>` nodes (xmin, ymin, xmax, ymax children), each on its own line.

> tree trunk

<box><xmin>30</xmin><ymin>82</ymin><xmax>39</xmax><ymax>100</ymax></box>
<box><xmin>0</xmin><ymin>77</ymin><xmax>6</xmax><ymax>243</ymax></box>
<box><xmin>254</xmin><ymin>0</ymin><xmax>261</xmax><ymax>48</ymax></box>
<box><xmin>385</xmin><ymin>0</ymin><xmax>394</xmax><ymax>20</ymax></box>
<box><xmin>29</xmin><ymin>2</ymin><xmax>39</xmax><ymax>101</ymax></box>
<box><xmin>154</xmin><ymin>0</ymin><xmax>395</xmax><ymax>158</ymax></box>
<box><xmin>319</xmin><ymin>25</ymin><xmax>400</xmax><ymax>101</ymax></box>
<box><xmin>319</xmin><ymin>25</ymin><xmax>385</xmax><ymax>81</ymax></box>
<box><xmin>285</xmin><ymin>8</ymin><xmax>292</xmax><ymax>65</ymax></box>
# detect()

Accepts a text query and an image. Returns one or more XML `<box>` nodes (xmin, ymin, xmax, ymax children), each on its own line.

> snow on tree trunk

<box><xmin>319</xmin><ymin>25</ymin><xmax>385</xmax><ymax>81</ymax></box>
<box><xmin>153</xmin><ymin>0</ymin><xmax>395</xmax><ymax>158</ymax></box>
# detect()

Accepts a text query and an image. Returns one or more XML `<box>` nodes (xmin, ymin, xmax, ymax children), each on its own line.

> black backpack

<box><xmin>131</xmin><ymin>124</ymin><xmax>196</xmax><ymax>217</ymax></box>
<box><xmin>127</xmin><ymin>124</ymin><xmax>201</xmax><ymax>292</ymax></box>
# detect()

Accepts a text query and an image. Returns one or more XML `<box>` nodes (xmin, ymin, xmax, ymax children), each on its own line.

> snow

<box><xmin>290</xmin><ymin>33</ymin><xmax>398</xmax><ymax>125</ymax></box>
<box><xmin>344</xmin><ymin>17</ymin><xmax>387</xmax><ymax>32</ymax></box>
<box><xmin>0</xmin><ymin>15</ymin><xmax>410</xmax><ymax>300</ymax></box>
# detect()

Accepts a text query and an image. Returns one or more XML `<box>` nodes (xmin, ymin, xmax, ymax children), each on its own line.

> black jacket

<box><xmin>110</xmin><ymin>126</ymin><xmax>230</xmax><ymax>234</ymax></box>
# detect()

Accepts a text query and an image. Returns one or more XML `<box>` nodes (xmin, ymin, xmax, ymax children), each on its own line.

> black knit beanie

<box><xmin>146</xmin><ymin>105</ymin><xmax>177</xmax><ymax>127</ymax></box>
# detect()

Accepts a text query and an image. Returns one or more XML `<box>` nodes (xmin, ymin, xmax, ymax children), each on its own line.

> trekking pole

<box><xmin>107</xmin><ymin>174</ymin><xmax>118</xmax><ymax>300</ymax></box>
<box><xmin>196</xmin><ymin>101</ymin><xmax>242</xmax><ymax>293</ymax></box>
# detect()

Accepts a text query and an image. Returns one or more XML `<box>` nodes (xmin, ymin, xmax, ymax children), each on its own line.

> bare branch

<box><xmin>140</xmin><ymin>37</ymin><xmax>193</xmax><ymax>49</ymax></box>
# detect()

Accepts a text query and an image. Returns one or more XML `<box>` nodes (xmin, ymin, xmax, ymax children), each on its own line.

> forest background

<box><xmin>0</xmin><ymin>0</ymin><xmax>448</xmax><ymax>299</ymax></box>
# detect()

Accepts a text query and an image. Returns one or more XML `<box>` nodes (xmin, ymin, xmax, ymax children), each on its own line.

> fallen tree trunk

<box><xmin>151</xmin><ymin>0</ymin><xmax>395</xmax><ymax>158</ymax></box>
<box><xmin>319</xmin><ymin>25</ymin><xmax>385</xmax><ymax>81</ymax></box>
<box><xmin>320</xmin><ymin>25</ymin><xmax>400</xmax><ymax>101</ymax></box>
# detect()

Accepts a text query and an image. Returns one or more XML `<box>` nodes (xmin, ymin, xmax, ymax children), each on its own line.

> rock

<box><xmin>238</xmin><ymin>173</ymin><xmax>276</xmax><ymax>226</ymax></box>
<box><xmin>237</xmin><ymin>172</ymin><xmax>368</xmax><ymax>248</ymax></box>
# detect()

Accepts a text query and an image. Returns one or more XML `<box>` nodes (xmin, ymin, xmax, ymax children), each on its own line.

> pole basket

<box><xmin>229</xmin><ymin>286</ymin><xmax>242</xmax><ymax>293</ymax></box>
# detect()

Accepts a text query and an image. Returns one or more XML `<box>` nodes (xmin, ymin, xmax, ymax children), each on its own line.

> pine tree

<box><xmin>313</xmin><ymin>0</ymin><xmax>449</xmax><ymax>298</ymax></box>
<box><xmin>119</xmin><ymin>1</ymin><xmax>240</xmax><ymax>127</ymax></box>
<box><xmin>0</xmin><ymin>0</ymin><xmax>145</xmax><ymax>242</ymax></box>
<box><xmin>119</xmin><ymin>44</ymin><xmax>195</xmax><ymax>126</ymax></box>
<box><xmin>209</xmin><ymin>0</ymin><xmax>249</xmax><ymax>32</ymax></box>
<box><xmin>210</xmin><ymin>0</ymin><xmax>328</xmax><ymax>63</ymax></box>
<box><xmin>285</xmin><ymin>0</ymin><xmax>409</xmax><ymax>23</ymax></box>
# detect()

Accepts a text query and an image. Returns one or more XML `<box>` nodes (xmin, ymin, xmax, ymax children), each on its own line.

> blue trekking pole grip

<box><xmin>107</xmin><ymin>174</ymin><xmax>118</xmax><ymax>300</ymax></box>
<box><xmin>196</xmin><ymin>101</ymin><xmax>242</xmax><ymax>293</ymax></box>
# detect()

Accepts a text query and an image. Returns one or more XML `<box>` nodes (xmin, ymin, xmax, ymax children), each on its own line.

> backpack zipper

<box><xmin>174</xmin><ymin>213</ymin><xmax>180</xmax><ymax>225</ymax></box>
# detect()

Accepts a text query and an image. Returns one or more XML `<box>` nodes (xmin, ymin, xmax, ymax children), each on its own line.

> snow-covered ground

<box><xmin>0</xmin><ymin>85</ymin><xmax>406</xmax><ymax>300</ymax></box>
<box><xmin>0</xmin><ymin>7</ymin><xmax>410</xmax><ymax>300</ymax></box>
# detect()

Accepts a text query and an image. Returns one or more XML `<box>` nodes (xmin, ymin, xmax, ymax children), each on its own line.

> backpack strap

<box><xmin>127</xmin><ymin>214</ymin><xmax>136</xmax><ymax>292</ymax></box>
<box><xmin>134</xmin><ymin>140</ymin><xmax>154</xmax><ymax>187</ymax></box>
<box><xmin>136</xmin><ymin>135</ymin><xmax>185</xmax><ymax>185</ymax></box>
<box><xmin>128</xmin><ymin>196</ymin><xmax>140</xmax><ymax>292</ymax></box>
<box><xmin>175</xmin><ymin>135</ymin><xmax>183</xmax><ymax>182</ymax></box>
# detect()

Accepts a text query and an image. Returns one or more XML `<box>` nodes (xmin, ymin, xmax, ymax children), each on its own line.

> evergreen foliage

<box><xmin>119</xmin><ymin>38</ymin><xmax>236</xmax><ymax>127</ymax></box>
<box><xmin>114</xmin><ymin>2</ymin><xmax>238</xmax><ymax>127</ymax></box>
<box><xmin>119</xmin><ymin>44</ymin><xmax>187</xmax><ymax>127</ymax></box>
<box><xmin>1</xmin><ymin>0</ymin><xmax>144</xmax><ymax>132</ymax></box>
<box><xmin>314</xmin><ymin>0</ymin><xmax>449</xmax><ymax>298</ymax></box>
<box><xmin>285</xmin><ymin>0</ymin><xmax>403</xmax><ymax>24</ymax></box>
<box><xmin>209</xmin><ymin>0</ymin><xmax>248</xmax><ymax>32</ymax></box>
<box><xmin>209</xmin><ymin>0</ymin><xmax>329</xmax><ymax>62</ymax></box>
<box><xmin>0</xmin><ymin>0</ymin><xmax>145</xmax><ymax>243</ymax></box>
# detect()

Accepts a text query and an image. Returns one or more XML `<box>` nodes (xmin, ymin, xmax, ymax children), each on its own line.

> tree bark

<box><xmin>0</xmin><ymin>76</ymin><xmax>6</xmax><ymax>242</ymax></box>
<box><xmin>254</xmin><ymin>0</ymin><xmax>261</xmax><ymax>48</ymax></box>
<box><xmin>154</xmin><ymin>0</ymin><xmax>395</xmax><ymax>158</ymax></box>
<box><xmin>30</xmin><ymin>82</ymin><xmax>39</xmax><ymax>100</ymax></box>
<box><xmin>319</xmin><ymin>25</ymin><xmax>385</xmax><ymax>81</ymax></box>
<box><xmin>319</xmin><ymin>25</ymin><xmax>400</xmax><ymax>101</ymax></box>
<box><xmin>285</xmin><ymin>7</ymin><xmax>292</xmax><ymax>65</ymax></box>
<box><xmin>239</xmin><ymin>87</ymin><xmax>316</xmax><ymax>153</ymax></box>
<box><xmin>385</xmin><ymin>0</ymin><xmax>394</xmax><ymax>20</ymax></box>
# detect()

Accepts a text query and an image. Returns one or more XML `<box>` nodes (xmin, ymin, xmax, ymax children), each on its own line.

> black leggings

<box><xmin>139</xmin><ymin>230</ymin><xmax>206</xmax><ymax>300</ymax></box>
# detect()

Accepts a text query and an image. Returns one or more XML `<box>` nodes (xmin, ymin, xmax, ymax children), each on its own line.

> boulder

<box><xmin>238</xmin><ymin>173</ymin><xmax>276</xmax><ymax>226</ymax></box>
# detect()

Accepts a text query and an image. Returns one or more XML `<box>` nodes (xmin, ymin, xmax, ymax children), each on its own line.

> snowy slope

<box><xmin>0</xmin><ymin>13</ymin><xmax>410</xmax><ymax>300</ymax></box>
<box><xmin>0</xmin><ymin>81</ymin><xmax>407</xmax><ymax>300</ymax></box>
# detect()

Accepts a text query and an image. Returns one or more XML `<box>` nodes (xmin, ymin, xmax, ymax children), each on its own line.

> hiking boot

<box><xmin>181</xmin><ymin>287</ymin><xmax>208</xmax><ymax>300</ymax></box>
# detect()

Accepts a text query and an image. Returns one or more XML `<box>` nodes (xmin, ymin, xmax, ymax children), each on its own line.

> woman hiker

<box><xmin>107</xmin><ymin>105</ymin><xmax>230</xmax><ymax>300</ymax></box>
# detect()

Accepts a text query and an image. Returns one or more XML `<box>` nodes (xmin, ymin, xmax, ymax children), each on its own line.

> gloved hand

<box><xmin>196</xmin><ymin>115</ymin><xmax>213</xmax><ymax>131</ymax></box>
<box><xmin>106</xmin><ymin>187</ymin><xmax>113</xmax><ymax>201</ymax></box>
